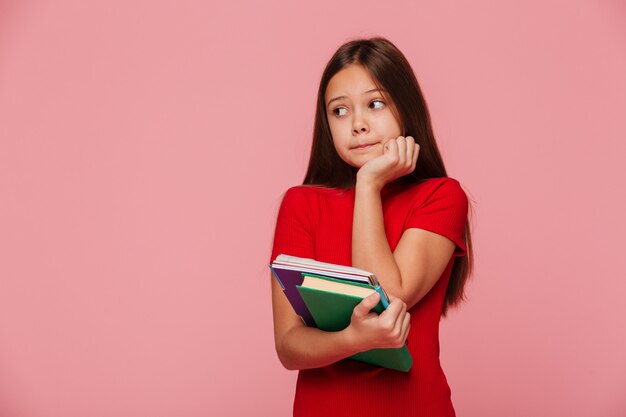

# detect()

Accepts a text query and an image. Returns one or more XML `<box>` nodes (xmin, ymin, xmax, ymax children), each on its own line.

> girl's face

<box><xmin>325</xmin><ymin>64</ymin><xmax>403</xmax><ymax>169</ymax></box>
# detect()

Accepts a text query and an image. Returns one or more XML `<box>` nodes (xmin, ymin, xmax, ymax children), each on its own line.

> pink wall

<box><xmin>1</xmin><ymin>1</ymin><xmax>625</xmax><ymax>416</ymax></box>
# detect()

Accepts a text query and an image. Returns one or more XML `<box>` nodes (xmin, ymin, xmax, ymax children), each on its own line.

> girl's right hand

<box><xmin>345</xmin><ymin>292</ymin><xmax>411</xmax><ymax>352</ymax></box>
<box><xmin>356</xmin><ymin>136</ymin><xmax>419</xmax><ymax>192</ymax></box>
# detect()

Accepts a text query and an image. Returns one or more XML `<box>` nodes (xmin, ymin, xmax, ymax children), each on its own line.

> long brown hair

<box><xmin>303</xmin><ymin>36</ymin><xmax>474</xmax><ymax>316</ymax></box>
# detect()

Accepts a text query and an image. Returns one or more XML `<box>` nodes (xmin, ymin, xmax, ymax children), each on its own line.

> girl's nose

<box><xmin>352</xmin><ymin>115</ymin><xmax>369</xmax><ymax>134</ymax></box>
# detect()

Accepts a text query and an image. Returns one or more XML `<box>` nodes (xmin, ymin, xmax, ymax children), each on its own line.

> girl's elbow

<box><xmin>280</xmin><ymin>359</ymin><xmax>299</xmax><ymax>371</ymax></box>
<box><xmin>404</xmin><ymin>291</ymin><xmax>426</xmax><ymax>310</ymax></box>
<box><xmin>399</xmin><ymin>282</ymin><xmax>430</xmax><ymax>310</ymax></box>
<box><xmin>277</xmin><ymin>353</ymin><xmax>301</xmax><ymax>371</ymax></box>
<box><xmin>275</xmin><ymin>341</ymin><xmax>299</xmax><ymax>371</ymax></box>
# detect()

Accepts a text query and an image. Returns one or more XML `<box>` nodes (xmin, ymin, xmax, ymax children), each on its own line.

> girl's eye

<box><xmin>333</xmin><ymin>107</ymin><xmax>348</xmax><ymax>117</ymax></box>
<box><xmin>370</xmin><ymin>100</ymin><xmax>385</xmax><ymax>109</ymax></box>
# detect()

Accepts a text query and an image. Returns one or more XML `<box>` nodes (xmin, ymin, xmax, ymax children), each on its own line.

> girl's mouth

<box><xmin>353</xmin><ymin>143</ymin><xmax>378</xmax><ymax>151</ymax></box>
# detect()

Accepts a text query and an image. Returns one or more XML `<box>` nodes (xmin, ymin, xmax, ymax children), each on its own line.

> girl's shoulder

<box><xmin>275</xmin><ymin>185</ymin><xmax>352</xmax><ymax>222</ymax></box>
<box><xmin>384</xmin><ymin>177</ymin><xmax>468</xmax><ymax>210</ymax></box>
<box><xmin>388</xmin><ymin>176</ymin><xmax>463</xmax><ymax>196</ymax></box>
<box><xmin>421</xmin><ymin>176</ymin><xmax>465</xmax><ymax>196</ymax></box>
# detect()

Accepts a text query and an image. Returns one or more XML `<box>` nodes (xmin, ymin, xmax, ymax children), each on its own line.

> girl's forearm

<box><xmin>276</xmin><ymin>325</ymin><xmax>362</xmax><ymax>370</ymax></box>
<box><xmin>352</xmin><ymin>181</ymin><xmax>404</xmax><ymax>296</ymax></box>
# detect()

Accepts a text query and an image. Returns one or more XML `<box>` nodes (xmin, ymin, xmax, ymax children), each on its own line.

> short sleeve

<box><xmin>269</xmin><ymin>187</ymin><xmax>316</xmax><ymax>264</ymax></box>
<box><xmin>404</xmin><ymin>178</ymin><xmax>469</xmax><ymax>257</ymax></box>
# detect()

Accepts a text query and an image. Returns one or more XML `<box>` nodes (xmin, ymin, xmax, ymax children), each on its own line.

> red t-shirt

<box><xmin>270</xmin><ymin>177</ymin><xmax>468</xmax><ymax>417</ymax></box>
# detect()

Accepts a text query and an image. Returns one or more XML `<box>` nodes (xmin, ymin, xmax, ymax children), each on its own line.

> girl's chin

<box><xmin>357</xmin><ymin>153</ymin><xmax>381</xmax><ymax>163</ymax></box>
<box><xmin>339</xmin><ymin>152</ymin><xmax>382</xmax><ymax>169</ymax></box>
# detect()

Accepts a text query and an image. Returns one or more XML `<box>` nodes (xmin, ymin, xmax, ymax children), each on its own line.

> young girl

<box><xmin>269</xmin><ymin>36</ymin><xmax>474</xmax><ymax>417</ymax></box>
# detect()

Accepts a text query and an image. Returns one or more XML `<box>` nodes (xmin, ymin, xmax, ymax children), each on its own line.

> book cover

<box><xmin>269</xmin><ymin>254</ymin><xmax>389</xmax><ymax>326</ymax></box>
<box><xmin>296</xmin><ymin>274</ymin><xmax>412</xmax><ymax>372</ymax></box>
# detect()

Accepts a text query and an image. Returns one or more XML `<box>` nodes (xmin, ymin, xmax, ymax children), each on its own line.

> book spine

<box><xmin>374</xmin><ymin>285</ymin><xmax>390</xmax><ymax>309</ymax></box>
<box><xmin>368</xmin><ymin>274</ymin><xmax>380</xmax><ymax>286</ymax></box>
<box><xmin>269</xmin><ymin>264</ymin><xmax>285</xmax><ymax>289</ymax></box>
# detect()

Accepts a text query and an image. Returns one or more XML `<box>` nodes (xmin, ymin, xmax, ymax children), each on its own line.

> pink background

<box><xmin>1</xmin><ymin>1</ymin><xmax>625</xmax><ymax>416</ymax></box>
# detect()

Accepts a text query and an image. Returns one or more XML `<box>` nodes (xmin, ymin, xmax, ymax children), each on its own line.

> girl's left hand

<box><xmin>357</xmin><ymin>136</ymin><xmax>419</xmax><ymax>191</ymax></box>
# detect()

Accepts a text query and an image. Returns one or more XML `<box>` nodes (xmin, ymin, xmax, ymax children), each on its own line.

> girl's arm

<box><xmin>271</xmin><ymin>273</ymin><xmax>410</xmax><ymax>370</ymax></box>
<box><xmin>352</xmin><ymin>137</ymin><xmax>456</xmax><ymax>310</ymax></box>
<box><xmin>352</xmin><ymin>182</ymin><xmax>456</xmax><ymax>310</ymax></box>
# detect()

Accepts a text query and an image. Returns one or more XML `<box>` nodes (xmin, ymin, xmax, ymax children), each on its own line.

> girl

<box><xmin>269</xmin><ymin>36</ymin><xmax>474</xmax><ymax>417</ymax></box>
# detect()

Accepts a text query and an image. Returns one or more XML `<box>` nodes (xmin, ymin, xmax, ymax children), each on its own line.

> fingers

<box><xmin>395</xmin><ymin>299</ymin><xmax>407</xmax><ymax>332</ymax></box>
<box><xmin>388</xmin><ymin>136</ymin><xmax>418</xmax><ymax>175</ymax></box>
<box><xmin>355</xmin><ymin>293</ymin><xmax>411</xmax><ymax>349</ymax></box>
<box><xmin>396</xmin><ymin>136</ymin><xmax>407</xmax><ymax>166</ymax></box>
<box><xmin>380</xmin><ymin>296</ymin><xmax>410</xmax><ymax>347</ymax></box>
<box><xmin>406</xmin><ymin>137</ymin><xmax>418</xmax><ymax>170</ymax></box>
<box><xmin>383</xmin><ymin>138</ymin><xmax>396</xmax><ymax>156</ymax></box>
<box><xmin>390</xmin><ymin>299</ymin><xmax>410</xmax><ymax>347</ymax></box>
<box><xmin>412</xmin><ymin>139</ymin><xmax>419</xmax><ymax>170</ymax></box>
<box><xmin>379</xmin><ymin>297</ymin><xmax>405</xmax><ymax>328</ymax></box>
<box><xmin>405</xmin><ymin>136</ymin><xmax>414</xmax><ymax>159</ymax></box>
<box><xmin>352</xmin><ymin>291</ymin><xmax>380</xmax><ymax>319</ymax></box>
<box><xmin>401</xmin><ymin>312</ymin><xmax>411</xmax><ymax>343</ymax></box>
<box><xmin>404</xmin><ymin>136</ymin><xmax>419</xmax><ymax>173</ymax></box>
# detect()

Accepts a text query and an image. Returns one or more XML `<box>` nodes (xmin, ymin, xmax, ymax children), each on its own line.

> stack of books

<box><xmin>269</xmin><ymin>254</ymin><xmax>413</xmax><ymax>372</ymax></box>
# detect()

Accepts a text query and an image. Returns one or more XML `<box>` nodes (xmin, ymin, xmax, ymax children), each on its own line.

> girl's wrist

<box><xmin>355</xmin><ymin>174</ymin><xmax>384</xmax><ymax>193</ymax></box>
<box><xmin>341</xmin><ymin>324</ymin><xmax>370</xmax><ymax>354</ymax></box>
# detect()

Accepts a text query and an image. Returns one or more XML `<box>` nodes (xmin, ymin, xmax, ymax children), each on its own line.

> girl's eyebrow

<box><xmin>326</xmin><ymin>88</ymin><xmax>381</xmax><ymax>108</ymax></box>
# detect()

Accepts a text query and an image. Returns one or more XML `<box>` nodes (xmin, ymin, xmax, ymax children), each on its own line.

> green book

<box><xmin>296</xmin><ymin>273</ymin><xmax>413</xmax><ymax>372</ymax></box>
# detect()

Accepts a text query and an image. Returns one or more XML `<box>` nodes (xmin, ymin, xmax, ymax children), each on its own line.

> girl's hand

<box><xmin>344</xmin><ymin>292</ymin><xmax>411</xmax><ymax>352</ymax></box>
<box><xmin>356</xmin><ymin>136</ymin><xmax>419</xmax><ymax>191</ymax></box>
